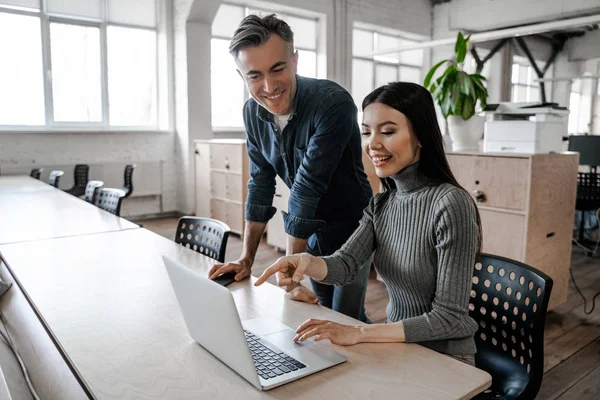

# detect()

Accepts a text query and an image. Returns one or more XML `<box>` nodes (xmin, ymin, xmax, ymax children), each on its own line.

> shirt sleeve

<box><xmin>283</xmin><ymin>92</ymin><xmax>360</xmax><ymax>238</ymax></box>
<box><xmin>244</xmin><ymin>103</ymin><xmax>277</xmax><ymax>223</ymax></box>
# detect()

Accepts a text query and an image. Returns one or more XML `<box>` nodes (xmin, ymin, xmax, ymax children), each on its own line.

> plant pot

<box><xmin>447</xmin><ymin>115</ymin><xmax>485</xmax><ymax>152</ymax></box>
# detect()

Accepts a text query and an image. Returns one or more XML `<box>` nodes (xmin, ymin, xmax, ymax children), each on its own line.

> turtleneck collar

<box><xmin>390</xmin><ymin>162</ymin><xmax>431</xmax><ymax>196</ymax></box>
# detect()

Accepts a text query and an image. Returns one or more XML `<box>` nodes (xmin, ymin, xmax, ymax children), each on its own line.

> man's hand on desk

<box><xmin>288</xmin><ymin>286</ymin><xmax>319</xmax><ymax>304</ymax></box>
<box><xmin>255</xmin><ymin>253</ymin><xmax>324</xmax><ymax>304</ymax></box>
<box><xmin>208</xmin><ymin>258</ymin><xmax>252</xmax><ymax>282</ymax></box>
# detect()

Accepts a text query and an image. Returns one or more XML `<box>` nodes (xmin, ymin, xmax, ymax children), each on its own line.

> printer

<box><xmin>483</xmin><ymin>102</ymin><xmax>569</xmax><ymax>153</ymax></box>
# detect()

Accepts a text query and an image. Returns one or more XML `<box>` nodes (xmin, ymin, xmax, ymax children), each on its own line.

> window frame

<box><xmin>0</xmin><ymin>0</ymin><xmax>161</xmax><ymax>131</ymax></box>
<box><xmin>510</xmin><ymin>57</ymin><xmax>541</xmax><ymax>103</ymax></box>
<box><xmin>211</xmin><ymin>2</ymin><xmax>321</xmax><ymax>130</ymax></box>
<box><xmin>351</xmin><ymin>27</ymin><xmax>424</xmax><ymax>114</ymax></box>
<box><xmin>351</xmin><ymin>26</ymin><xmax>425</xmax><ymax>105</ymax></box>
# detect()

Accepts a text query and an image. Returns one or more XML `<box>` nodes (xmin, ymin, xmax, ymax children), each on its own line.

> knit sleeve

<box><xmin>319</xmin><ymin>196</ymin><xmax>377</xmax><ymax>286</ymax></box>
<box><xmin>402</xmin><ymin>188</ymin><xmax>479</xmax><ymax>343</ymax></box>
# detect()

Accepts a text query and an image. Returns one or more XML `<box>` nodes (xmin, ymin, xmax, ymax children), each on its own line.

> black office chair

<box><xmin>30</xmin><ymin>168</ymin><xmax>44</xmax><ymax>180</ymax></box>
<box><xmin>65</xmin><ymin>164</ymin><xmax>90</xmax><ymax>197</ymax></box>
<box><xmin>84</xmin><ymin>180</ymin><xmax>104</xmax><ymax>204</ymax></box>
<box><xmin>94</xmin><ymin>188</ymin><xmax>126</xmax><ymax>216</ymax></box>
<box><xmin>568</xmin><ymin>135</ymin><xmax>600</xmax><ymax>249</ymax></box>
<box><xmin>123</xmin><ymin>164</ymin><xmax>137</xmax><ymax>198</ymax></box>
<box><xmin>175</xmin><ymin>217</ymin><xmax>230</xmax><ymax>262</ymax></box>
<box><xmin>469</xmin><ymin>254</ymin><xmax>553</xmax><ymax>400</ymax></box>
<box><xmin>48</xmin><ymin>170</ymin><xmax>64</xmax><ymax>188</ymax></box>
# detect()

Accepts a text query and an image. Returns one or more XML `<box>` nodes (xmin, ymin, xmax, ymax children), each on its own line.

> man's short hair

<box><xmin>229</xmin><ymin>14</ymin><xmax>294</xmax><ymax>59</ymax></box>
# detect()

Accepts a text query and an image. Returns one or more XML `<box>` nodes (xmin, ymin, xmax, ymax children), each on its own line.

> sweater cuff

<box><xmin>402</xmin><ymin>315</ymin><xmax>435</xmax><ymax>343</ymax></box>
<box><xmin>319</xmin><ymin>256</ymin><xmax>349</xmax><ymax>286</ymax></box>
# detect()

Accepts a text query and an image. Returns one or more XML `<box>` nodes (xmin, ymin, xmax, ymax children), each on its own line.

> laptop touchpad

<box><xmin>263</xmin><ymin>329</ymin><xmax>306</xmax><ymax>352</ymax></box>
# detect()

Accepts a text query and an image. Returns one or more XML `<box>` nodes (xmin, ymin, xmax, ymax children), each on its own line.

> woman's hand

<box><xmin>254</xmin><ymin>253</ymin><xmax>327</xmax><ymax>288</ymax></box>
<box><xmin>293</xmin><ymin>319</ymin><xmax>362</xmax><ymax>346</ymax></box>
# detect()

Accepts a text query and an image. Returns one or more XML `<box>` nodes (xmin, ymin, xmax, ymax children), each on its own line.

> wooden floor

<box><xmin>143</xmin><ymin>217</ymin><xmax>600</xmax><ymax>399</ymax></box>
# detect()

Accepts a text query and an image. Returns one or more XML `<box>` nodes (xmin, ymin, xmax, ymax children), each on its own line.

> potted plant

<box><xmin>424</xmin><ymin>32</ymin><xmax>489</xmax><ymax>152</ymax></box>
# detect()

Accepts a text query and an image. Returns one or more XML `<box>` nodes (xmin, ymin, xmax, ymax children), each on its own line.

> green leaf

<box><xmin>442</xmin><ymin>95</ymin><xmax>452</xmax><ymax>118</ymax></box>
<box><xmin>454</xmin><ymin>93</ymin><xmax>463</xmax><ymax>117</ymax></box>
<box><xmin>455</xmin><ymin>32</ymin><xmax>467</xmax><ymax>64</ymax></box>
<box><xmin>472</xmin><ymin>74</ymin><xmax>487</xmax><ymax>81</ymax></box>
<box><xmin>457</xmin><ymin>72</ymin><xmax>468</xmax><ymax>95</ymax></box>
<box><xmin>423</xmin><ymin>59</ymin><xmax>449</xmax><ymax>88</ymax></box>
<box><xmin>451</xmin><ymin>83</ymin><xmax>461</xmax><ymax>103</ymax></box>
<box><xmin>465</xmin><ymin>76</ymin><xmax>477</xmax><ymax>101</ymax></box>
<box><xmin>461</xmin><ymin>95</ymin><xmax>475</xmax><ymax>120</ymax></box>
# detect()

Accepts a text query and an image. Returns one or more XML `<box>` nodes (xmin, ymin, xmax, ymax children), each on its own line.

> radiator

<box><xmin>1</xmin><ymin>161</ymin><xmax>163</xmax><ymax>197</ymax></box>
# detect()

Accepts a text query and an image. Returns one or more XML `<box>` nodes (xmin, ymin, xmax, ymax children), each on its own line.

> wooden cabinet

<box><xmin>195</xmin><ymin>139</ymin><xmax>249</xmax><ymax>236</ymax></box>
<box><xmin>446</xmin><ymin>151</ymin><xmax>579</xmax><ymax>309</ymax></box>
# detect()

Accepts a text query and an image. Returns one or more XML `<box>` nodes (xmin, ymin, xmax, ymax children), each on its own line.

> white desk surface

<box><xmin>0</xmin><ymin>176</ymin><xmax>55</xmax><ymax>194</ymax></box>
<box><xmin>0</xmin><ymin>176</ymin><xmax>138</xmax><ymax>244</ymax></box>
<box><xmin>0</xmin><ymin>228</ymin><xmax>491</xmax><ymax>399</ymax></box>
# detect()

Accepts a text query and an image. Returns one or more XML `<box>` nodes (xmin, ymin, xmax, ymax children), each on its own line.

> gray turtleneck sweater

<box><xmin>321</xmin><ymin>163</ymin><xmax>479</xmax><ymax>356</ymax></box>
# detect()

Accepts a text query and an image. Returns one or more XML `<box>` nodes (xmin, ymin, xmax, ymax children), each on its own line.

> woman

<box><xmin>254</xmin><ymin>82</ymin><xmax>482</xmax><ymax>365</ymax></box>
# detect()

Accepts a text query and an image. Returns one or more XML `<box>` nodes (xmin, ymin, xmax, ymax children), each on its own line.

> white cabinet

<box><xmin>195</xmin><ymin>139</ymin><xmax>249</xmax><ymax>236</ymax></box>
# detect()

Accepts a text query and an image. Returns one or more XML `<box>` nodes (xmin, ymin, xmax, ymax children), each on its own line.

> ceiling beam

<box><xmin>371</xmin><ymin>14</ymin><xmax>600</xmax><ymax>55</ymax></box>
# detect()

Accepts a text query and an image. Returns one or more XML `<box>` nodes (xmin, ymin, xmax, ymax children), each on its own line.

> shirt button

<box><xmin>282</xmin><ymin>152</ymin><xmax>286</xmax><ymax>157</ymax></box>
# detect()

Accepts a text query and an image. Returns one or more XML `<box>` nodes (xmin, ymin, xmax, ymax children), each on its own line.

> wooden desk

<box><xmin>0</xmin><ymin>176</ymin><xmax>138</xmax><ymax>244</ymax></box>
<box><xmin>0</xmin><ymin>228</ymin><xmax>490</xmax><ymax>399</ymax></box>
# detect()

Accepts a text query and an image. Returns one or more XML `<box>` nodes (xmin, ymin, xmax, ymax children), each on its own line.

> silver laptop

<box><xmin>162</xmin><ymin>255</ymin><xmax>347</xmax><ymax>391</ymax></box>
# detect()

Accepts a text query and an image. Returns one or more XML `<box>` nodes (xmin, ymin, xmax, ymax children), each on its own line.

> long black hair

<box><xmin>362</xmin><ymin>82</ymin><xmax>482</xmax><ymax>252</ymax></box>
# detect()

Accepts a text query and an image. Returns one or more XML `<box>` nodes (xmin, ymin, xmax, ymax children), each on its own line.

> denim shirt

<box><xmin>243</xmin><ymin>75</ymin><xmax>373</xmax><ymax>256</ymax></box>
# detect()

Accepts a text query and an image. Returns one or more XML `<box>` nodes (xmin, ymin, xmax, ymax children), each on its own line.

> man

<box><xmin>208</xmin><ymin>14</ymin><xmax>372</xmax><ymax>321</ymax></box>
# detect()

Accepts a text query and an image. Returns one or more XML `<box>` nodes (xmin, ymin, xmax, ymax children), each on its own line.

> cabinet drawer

<box><xmin>210</xmin><ymin>171</ymin><xmax>227</xmax><ymax>199</ymax></box>
<box><xmin>226</xmin><ymin>202</ymin><xmax>243</xmax><ymax>233</ymax></box>
<box><xmin>447</xmin><ymin>154</ymin><xmax>475</xmax><ymax>192</ymax></box>
<box><xmin>448</xmin><ymin>154</ymin><xmax>529</xmax><ymax>211</ymax></box>
<box><xmin>480</xmin><ymin>209</ymin><xmax>525</xmax><ymax>261</ymax></box>
<box><xmin>210</xmin><ymin>144</ymin><xmax>242</xmax><ymax>173</ymax></box>
<box><xmin>210</xmin><ymin>199</ymin><xmax>227</xmax><ymax>223</ymax></box>
<box><xmin>473</xmin><ymin>157</ymin><xmax>529</xmax><ymax>210</ymax></box>
<box><xmin>226</xmin><ymin>173</ymin><xmax>243</xmax><ymax>202</ymax></box>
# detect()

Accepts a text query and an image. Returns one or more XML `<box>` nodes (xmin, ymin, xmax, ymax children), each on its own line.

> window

<box><xmin>511</xmin><ymin>57</ymin><xmax>540</xmax><ymax>103</ymax></box>
<box><xmin>107</xmin><ymin>26</ymin><xmax>157</xmax><ymax>126</ymax></box>
<box><xmin>0</xmin><ymin>0</ymin><xmax>162</xmax><ymax>129</ymax></box>
<box><xmin>0</xmin><ymin>12</ymin><xmax>45</xmax><ymax>125</ymax></box>
<box><xmin>211</xmin><ymin>3</ymin><xmax>320</xmax><ymax>128</ymax></box>
<box><xmin>568</xmin><ymin>78</ymin><xmax>596</xmax><ymax>134</ymax></box>
<box><xmin>50</xmin><ymin>22</ymin><xmax>102</xmax><ymax>122</ymax></box>
<box><xmin>351</xmin><ymin>27</ymin><xmax>424</xmax><ymax>112</ymax></box>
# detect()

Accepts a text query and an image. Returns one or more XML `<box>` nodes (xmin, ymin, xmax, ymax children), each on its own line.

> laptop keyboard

<box><xmin>244</xmin><ymin>329</ymin><xmax>307</xmax><ymax>380</ymax></box>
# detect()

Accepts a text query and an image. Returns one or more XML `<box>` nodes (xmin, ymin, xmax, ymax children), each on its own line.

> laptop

<box><xmin>162</xmin><ymin>255</ymin><xmax>347</xmax><ymax>391</ymax></box>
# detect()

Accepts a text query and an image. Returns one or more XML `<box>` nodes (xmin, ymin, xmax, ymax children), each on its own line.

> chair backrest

<box><xmin>469</xmin><ymin>253</ymin><xmax>553</xmax><ymax>400</ymax></box>
<box><xmin>94</xmin><ymin>188</ymin><xmax>126</xmax><ymax>216</ymax></box>
<box><xmin>30</xmin><ymin>168</ymin><xmax>44</xmax><ymax>180</ymax></box>
<box><xmin>84</xmin><ymin>180</ymin><xmax>104</xmax><ymax>203</ymax></box>
<box><xmin>48</xmin><ymin>170</ymin><xmax>64</xmax><ymax>188</ymax></box>
<box><xmin>568</xmin><ymin>135</ymin><xmax>600</xmax><ymax>166</ymax></box>
<box><xmin>65</xmin><ymin>164</ymin><xmax>90</xmax><ymax>197</ymax></box>
<box><xmin>174</xmin><ymin>217</ymin><xmax>230</xmax><ymax>262</ymax></box>
<box><xmin>123</xmin><ymin>164</ymin><xmax>136</xmax><ymax>198</ymax></box>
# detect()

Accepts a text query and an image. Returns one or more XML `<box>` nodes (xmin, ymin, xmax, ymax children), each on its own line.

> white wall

<box><xmin>0</xmin><ymin>131</ymin><xmax>178</xmax><ymax>217</ymax></box>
